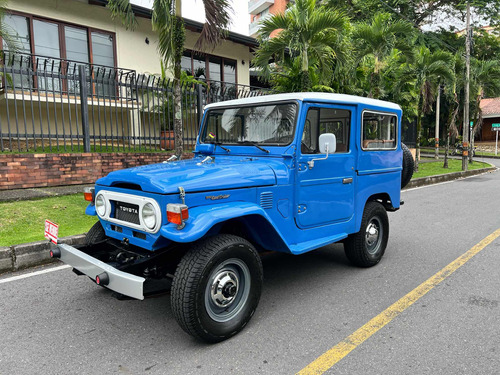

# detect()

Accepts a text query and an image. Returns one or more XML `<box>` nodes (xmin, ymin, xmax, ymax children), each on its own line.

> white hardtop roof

<box><xmin>204</xmin><ymin>92</ymin><xmax>401</xmax><ymax>111</ymax></box>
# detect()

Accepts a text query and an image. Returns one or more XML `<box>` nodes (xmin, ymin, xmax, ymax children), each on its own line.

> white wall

<box><xmin>7</xmin><ymin>0</ymin><xmax>252</xmax><ymax>84</ymax></box>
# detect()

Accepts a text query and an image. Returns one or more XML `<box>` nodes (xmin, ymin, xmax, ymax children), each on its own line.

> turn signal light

<box><xmin>84</xmin><ymin>187</ymin><xmax>95</xmax><ymax>202</ymax></box>
<box><xmin>167</xmin><ymin>203</ymin><xmax>189</xmax><ymax>225</ymax></box>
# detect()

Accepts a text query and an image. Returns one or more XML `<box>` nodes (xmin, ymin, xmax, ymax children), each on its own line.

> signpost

<box><xmin>493</xmin><ymin>123</ymin><xmax>500</xmax><ymax>156</ymax></box>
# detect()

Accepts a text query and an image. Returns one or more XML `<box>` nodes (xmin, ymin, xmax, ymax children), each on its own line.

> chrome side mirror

<box><xmin>308</xmin><ymin>133</ymin><xmax>336</xmax><ymax>169</ymax></box>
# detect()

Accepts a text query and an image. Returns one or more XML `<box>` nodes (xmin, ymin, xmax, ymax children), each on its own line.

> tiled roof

<box><xmin>480</xmin><ymin>97</ymin><xmax>500</xmax><ymax>117</ymax></box>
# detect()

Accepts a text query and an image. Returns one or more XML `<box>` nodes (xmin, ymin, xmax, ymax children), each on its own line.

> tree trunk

<box><xmin>301</xmin><ymin>70</ymin><xmax>311</xmax><ymax>92</ymax></box>
<box><xmin>172</xmin><ymin>11</ymin><xmax>185</xmax><ymax>158</ymax></box>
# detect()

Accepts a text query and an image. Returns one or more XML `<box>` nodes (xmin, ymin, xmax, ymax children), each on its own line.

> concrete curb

<box><xmin>405</xmin><ymin>166</ymin><xmax>497</xmax><ymax>189</ymax></box>
<box><xmin>0</xmin><ymin>234</ymin><xmax>86</xmax><ymax>275</ymax></box>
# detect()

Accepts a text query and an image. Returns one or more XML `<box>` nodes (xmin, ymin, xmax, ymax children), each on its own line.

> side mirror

<box><xmin>308</xmin><ymin>133</ymin><xmax>337</xmax><ymax>169</ymax></box>
<box><xmin>319</xmin><ymin>133</ymin><xmax>336</xmax><ymax>154</ymax></box>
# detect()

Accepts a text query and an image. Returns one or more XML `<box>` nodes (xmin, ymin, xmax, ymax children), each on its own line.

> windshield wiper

<box><xmin>213</xmin><ymin>142</ymin><xmax>231</xmax><ymax>152</ymax></box>
<box><xmin>237</xmin><ymin>141</ymin><xmax>270</xmax><ymax>153</ymax></box>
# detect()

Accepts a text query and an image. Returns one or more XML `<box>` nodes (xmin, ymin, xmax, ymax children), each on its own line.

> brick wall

<box><xmin>0</xmin><ymin>153</ymin><xmax>193</xmax><ymax>191</ymax></box>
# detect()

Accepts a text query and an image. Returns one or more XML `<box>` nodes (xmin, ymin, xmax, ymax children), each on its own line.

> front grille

<box><xmin>114</xmin><ymin>201</ymin><xmax>140</xmax><ymax>224</ymax></box>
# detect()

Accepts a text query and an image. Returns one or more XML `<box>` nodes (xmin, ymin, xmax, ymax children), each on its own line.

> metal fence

<box><xmin>402</xmin><ymin>119</ymin><xmax>417</xmax><ymax>148</ymax></box>
<box><xmin>0</xmin><ymin>52</ymin><xmax>271</xmax><ymax>153</ymax></box>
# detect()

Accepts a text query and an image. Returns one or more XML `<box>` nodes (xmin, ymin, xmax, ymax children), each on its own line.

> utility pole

<box><xmin>435</xmin><ymin>84</ymin><xmax>441</xmax><ymax>159</ymax></box>
<box><xmin>463</xmin><ymin>2</ymin><xmax>471</xmax><ymax>171</ymax></box>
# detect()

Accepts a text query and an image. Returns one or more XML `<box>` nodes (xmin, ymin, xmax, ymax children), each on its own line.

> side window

<box><xmin>362</xmin><ymin>112</ymin><xmax>397</xmax><ymax>150</ymax></box>
<box><xmin>302</xmin><ymin>107</ymin><xmax>351</xmax><ymax>154</ymax></box>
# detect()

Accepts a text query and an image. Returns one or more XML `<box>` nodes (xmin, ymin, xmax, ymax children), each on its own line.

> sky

<box><xmin>130</xmin><ymin>0</ymin><xmax>250</xmax><ymax>36</ymax></box>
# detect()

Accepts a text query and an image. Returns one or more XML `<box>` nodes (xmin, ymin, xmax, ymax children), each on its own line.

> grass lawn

<box><xmin>0</xmin><ymin>194</ymin><xmax>97</xmax><ymax>247</ymax></box>
<box><xmin>413</xmin><ymin>159</ymin><xmax>492</xmax><ymax>179</ymax></box>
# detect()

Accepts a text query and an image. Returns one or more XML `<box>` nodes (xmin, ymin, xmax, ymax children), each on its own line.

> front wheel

<box><xmin>171</xmin><ymin>234</ymin><xmax>263</xmax><ymax>343</ymax></box>
<box><xmin>344</xmin><ymin>201</ymin><xmax>389</xmax><ymax>267</ymax></box>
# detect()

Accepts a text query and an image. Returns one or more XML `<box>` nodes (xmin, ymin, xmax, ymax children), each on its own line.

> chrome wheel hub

<box><xmin>365</xmin><ymin>218</ymin><xmax>382</xmax><ymax>254</ymax></box>
<box><xmin>205</xmin><ymin>258</ymin><xmax>251</xmax><ymax>323</ymax></box>
<box><xmin>211</xmin><ymin>270</ymin><xmax>239</xmax><ymax>308</ymax></box>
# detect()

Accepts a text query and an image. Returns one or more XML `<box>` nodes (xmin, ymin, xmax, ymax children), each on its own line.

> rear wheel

<box><xmin>344</xmin><ymin>201</ymin><xmax>389</xmax><ymax>267</ymax></box>
<box><xmin>171</xmin><ymin>234</ymin><xmax>263</xmax><ymax>343</ymax></box>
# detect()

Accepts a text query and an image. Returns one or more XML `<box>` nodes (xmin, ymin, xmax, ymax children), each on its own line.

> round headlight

<box><xmin>142</xmin><ymin>203</ymin><xmax>156</xmax><ymax>229</ymax></box>
<box><xmin>95</xmin><ymin>194</ymin><xmax>106</xmax><ymax>217</ymax></box>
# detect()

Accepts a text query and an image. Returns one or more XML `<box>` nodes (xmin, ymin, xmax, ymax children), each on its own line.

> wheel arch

<box><xmin>207</xmin><ymin>215</ymin><xmax>290</xmax><ymax>253</ymax></box>
<box><xmin>355</xmin><ymin>191</ymin><xmax>397</xmax><ymax>233</ymax></box>
<box><xmin>159</xmin><ymin>203</ymin><xmax>291</xmax><ymax>253</ymax></box>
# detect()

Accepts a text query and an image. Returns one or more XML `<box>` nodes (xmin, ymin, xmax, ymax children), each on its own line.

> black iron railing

<box><xmin>0</xmin><ymin>51</ymin><xmax>271</xmax><ymax>153</ymax></box>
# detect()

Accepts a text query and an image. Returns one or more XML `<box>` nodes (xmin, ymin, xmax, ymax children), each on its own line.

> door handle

<box><xmin>342</xmin><ymin>178</ymin><xmax>353</xmax><ymax>184</ymax></box>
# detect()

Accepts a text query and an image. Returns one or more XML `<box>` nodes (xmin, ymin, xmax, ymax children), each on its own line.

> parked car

<box><xmin>50</xmin><ymin>93</ymin><xmax>414</xmax><ymax>342</ymax></box>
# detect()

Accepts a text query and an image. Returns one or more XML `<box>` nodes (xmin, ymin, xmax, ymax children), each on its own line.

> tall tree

<box><xmin>254</xmin><ymin>0</ymin><xmax>349</xmax><ymax>91</ymax></box>
<box><xmin>352</xmin><ymin>12</ymin><xmax>414</xmax><ymax>98</ymax></box>
<box><xmin>324</xmin><ymin>0</ymin><xmax>500</xmax><ymax>28</ymax></box>
<box><xmin>470</xmin><ymin>59</ymin><xmax>500</xmax><ymax>139</ymax></box>
<box><xmin>442</xmin><ymin>54</ymin><xmax>462</xmax><ymax>168</ymax></box>
<box><xmin>106</xmin><ymin>0</ymin><xmax>232</xmax><ymax>157</ymax></box>
<box><xmin>399</xmin><ymin>46</ymin><xmax>453</xmax><ymax>171</ymax></box>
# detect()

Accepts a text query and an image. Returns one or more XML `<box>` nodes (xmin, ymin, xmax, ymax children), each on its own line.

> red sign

<box><xmin>44</xmin><ymin>220</ymin><xmax>59</xmax><ymax>244</ymax></box>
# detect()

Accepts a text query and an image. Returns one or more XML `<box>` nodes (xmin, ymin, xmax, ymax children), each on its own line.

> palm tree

<box><xmin>106</xmin><ymin>0</ymin><xmax>232</xmax><ymax>157</ymax></box>
<box><xmin>352</xmin><ymin>12</ymin><xmax>414</xmax><ymax>99</ymax></box>
<box><xmin>442</xmin><ymin>54</ymin><xmax>462</xmax><ymax>169</ymax></box>
<box><xmin>254</xmin><ymin>0</ymin><xmax>349</xmax><ymax>91</ymax></box>
<box><xmin>469</xmin><ymin>59</ymin><xmax>500</xmax><ymax>160</ymax></box>
<box><xmin>399</xmin><ymin>46</ymin><xmax>453</xmax><ymax>171</ymax></box>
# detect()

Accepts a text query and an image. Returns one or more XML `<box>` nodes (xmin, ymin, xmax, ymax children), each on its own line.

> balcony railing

<box><xmin>248</xmin><ymin>0</ymin><xmax>274</xmax><ymax>15</ymax></box>
<box><xmin>0</xmin><ymin>51</ymin><xmax>271</xmax><ymax>153</ymax></box>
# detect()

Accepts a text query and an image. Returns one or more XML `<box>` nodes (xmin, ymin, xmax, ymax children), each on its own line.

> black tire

<box><xmin>401</xmin><ymin>143</ymin><xmax>414</xmax><ymax>189</ymax></box>
<box><xmin>171</xmin><ymin>234</ymin><xmax>263</xmax><ymax>343</ymax></box>
<box><xmin>344</xmin><ymin>201</ymin><xmax>389</xmax><ymax>267</ymax></box>
<box><xmin>85</xmin><ymin>221</ymin><xmax>106</xmax><ymax>245</ymax></box>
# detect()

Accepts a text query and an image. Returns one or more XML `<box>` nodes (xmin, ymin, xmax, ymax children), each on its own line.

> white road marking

<box><xmin>0</xmin><ymin>265</ymin><xmax>70</xmax><ymax>284</ymax></box>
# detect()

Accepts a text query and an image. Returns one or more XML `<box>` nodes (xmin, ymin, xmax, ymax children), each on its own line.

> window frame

<box><xmin>200</xmin><ymin>100</ymin><xmax>299</xmax><ymax>147</ymax></box>
<box><xmin>182</xmin><ymin>49</ymin><xmax>238</xmax><ymax>85</ymax></box>
<box><xmin>301</xmin><ymin>106</ymin><xmax>352</xmax><ymax>155</ymax></box>
<box><xmin>2</xmin><ymin>10</ymin><xmax>118</xmax><ymax>94</ymax></box>
<box><xmin>361</xmin><ymin>110</ymin><xmax>398</xmax><ymax>151</ymax></box>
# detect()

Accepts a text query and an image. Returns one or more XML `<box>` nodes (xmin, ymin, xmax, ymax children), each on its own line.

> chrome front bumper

<box><xmin>56</xmin><ymin>243</ymin><xmax>145</xmax><ymax>300</ymax></box>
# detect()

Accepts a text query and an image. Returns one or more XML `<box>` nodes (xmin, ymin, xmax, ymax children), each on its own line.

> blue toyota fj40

<box><xmin>51</xmin><ymin>93</ymin><xmax>414</xmax><ymax>342</ymax></box>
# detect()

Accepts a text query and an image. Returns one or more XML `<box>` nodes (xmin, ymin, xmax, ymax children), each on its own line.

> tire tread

<box><xmin>171</xmin><ymin>234</ymin><xmax>263</xmax><ymax>342</ymax></box>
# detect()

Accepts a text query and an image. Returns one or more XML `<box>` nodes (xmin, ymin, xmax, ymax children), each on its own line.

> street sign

<box><xmin>44</xmin><ymin>220</ymin><xmax>59</xmax><ymax>244</ymax></box>
<box><xmin>492</xmin><ymin>123</ymin><xmax>500</xmax><ymax>131</ymax></box>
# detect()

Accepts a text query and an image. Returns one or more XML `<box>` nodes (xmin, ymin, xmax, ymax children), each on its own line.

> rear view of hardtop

<box><xmin>50</xmin><ymin>93</ymin><xmax>414</xmax><ymax>342</ymax></box>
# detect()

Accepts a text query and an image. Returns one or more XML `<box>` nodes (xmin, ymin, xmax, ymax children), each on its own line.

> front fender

<box><xmin>160</xmin><ymin>202</ymin><xmax>275</xmax><ymax>243</ymax></box>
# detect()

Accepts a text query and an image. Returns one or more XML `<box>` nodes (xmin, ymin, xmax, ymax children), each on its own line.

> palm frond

<box><xmin>194</xmin><ymin>0</ymin><xmax>232</xmax><ymax>51</ymax></box>
<box><xmin>107</xmin><ymin>0</ymin><xmax>138</xmax><ymax>30</ymax></box>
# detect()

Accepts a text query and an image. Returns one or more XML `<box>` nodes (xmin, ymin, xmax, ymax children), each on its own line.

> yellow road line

<box><xmin>297</xmin><ymin>228</ymin><xmax>500</xmax><ymax>375</ymax></box>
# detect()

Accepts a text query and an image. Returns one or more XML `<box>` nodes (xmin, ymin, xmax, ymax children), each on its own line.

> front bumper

<box><xmin>55</xmin><ymin>243</ymin><xmax>145</xmax><ymax>300</ymax></box>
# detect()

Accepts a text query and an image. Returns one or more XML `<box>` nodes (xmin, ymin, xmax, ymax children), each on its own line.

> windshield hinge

<box><xmin>197</xmin><ymin>156</ymin><xmax>214</xmax><ymax>165</ymax></box>
<box><xmin>163</xmin><ymin>155</ymin><xmax>178</xmax><ymax>163</ymax></box>
<box><xmin>178</xmin><ymin>186</ymin><xmax>186</xmax><ymax>205</ymax></box>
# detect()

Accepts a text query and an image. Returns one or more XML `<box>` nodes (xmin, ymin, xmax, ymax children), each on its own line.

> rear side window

<box><xmin>362</xmin><ymin>111</ymin><xmax>397</xmax><ymax>150</ymax></box>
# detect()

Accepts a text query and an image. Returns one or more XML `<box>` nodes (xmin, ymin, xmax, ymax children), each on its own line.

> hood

<box><xmin>96</xmin><ymin>157</ymin><xmax>278</xmax><ymax>194</ymax></box>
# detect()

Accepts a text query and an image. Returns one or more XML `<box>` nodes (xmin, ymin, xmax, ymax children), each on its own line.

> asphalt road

<box><xmin>1</xmin><ymin>157</ymin><xmax>499</xmax><ymax>375</ymax></box>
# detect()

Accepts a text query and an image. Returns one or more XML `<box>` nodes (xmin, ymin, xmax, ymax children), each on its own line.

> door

<box><xmin>295</xmin><ymin>103</ymin><xmax>355</xmax><ymax>228</ymax></box>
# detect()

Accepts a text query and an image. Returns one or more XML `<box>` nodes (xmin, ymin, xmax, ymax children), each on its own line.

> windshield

<box><xmin>201</xmin><ymin>103</ymin><xmax>298</xmax><ymax>146</ymax></box>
